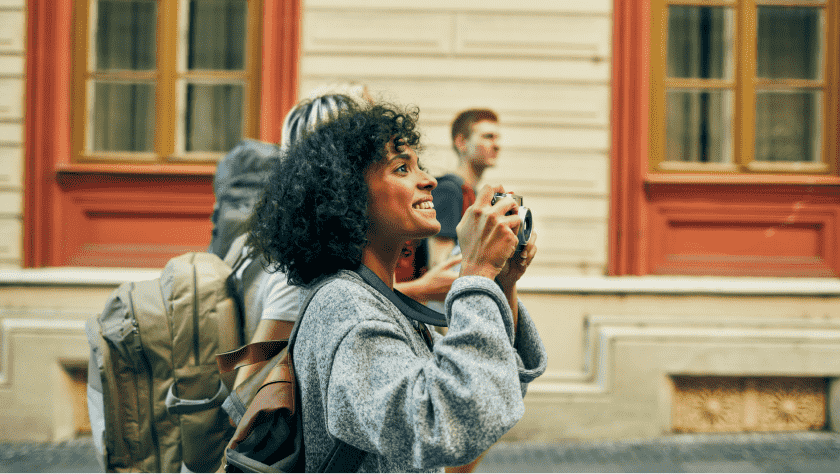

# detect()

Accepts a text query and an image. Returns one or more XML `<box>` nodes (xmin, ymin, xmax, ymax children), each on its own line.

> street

<box><xmin>2</xmin><ymin>432</ymin><xmax>839</xmax><ymax>472</ymax></box>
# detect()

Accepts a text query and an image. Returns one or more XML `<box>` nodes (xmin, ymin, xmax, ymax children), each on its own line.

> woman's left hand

<box><xmin>495</xmin><ymin>230</ymin><xmax>537</xmax><ymax>294</ymax></box>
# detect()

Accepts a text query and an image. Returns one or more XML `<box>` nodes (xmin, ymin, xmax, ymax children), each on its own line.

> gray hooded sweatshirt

<box><xmin>294</xmin><ymin>270</ymin><xmax>547</xmax><ymax>472</ymax></box>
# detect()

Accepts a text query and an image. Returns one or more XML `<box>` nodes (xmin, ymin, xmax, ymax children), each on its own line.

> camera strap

<box><xmin>355</xmin><ymin>264</ymin><xmax>448</xmax><ymax>328</ymax></box>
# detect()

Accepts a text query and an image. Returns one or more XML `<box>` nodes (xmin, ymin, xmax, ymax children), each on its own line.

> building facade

<box><xmin>1</xmin><ymin>0</ymin><xmax>840</xmax><ymax>443</ymax></box>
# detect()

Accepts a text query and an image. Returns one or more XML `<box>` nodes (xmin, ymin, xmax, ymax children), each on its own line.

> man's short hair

<box><xmin>451</xmin><ymin>109</ymin><xmax>499</xmax><ymax>154</ymax></box>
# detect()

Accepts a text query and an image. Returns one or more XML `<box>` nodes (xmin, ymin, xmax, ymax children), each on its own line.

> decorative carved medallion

<box><xmin>754</xmin><ymin>377</ymin><xmax>825</xmax><ymax>431</ymax></box>
<box><xmin>672</xmin><ymin>376</ymin><xmax>826</xmax><ymax>433</ymax></box>
<box><xmin>672</xmin><ymin>376</ymin><xmax>743</xmax><ymax>432</ymax></box>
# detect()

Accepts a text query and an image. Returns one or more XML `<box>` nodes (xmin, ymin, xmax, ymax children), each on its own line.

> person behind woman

<box><xmin>248</xmin><ymin>100</ymin><xmax>547</xmax><ymax>471</ymax></box>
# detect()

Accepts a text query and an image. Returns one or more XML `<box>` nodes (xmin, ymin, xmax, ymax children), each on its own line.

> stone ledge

<box><xmin>3</xmin><ymin>268</ymin><xmax>840</xmax><ymax>296</ymax></box>
<box><xmin>0</xmin><ymin>267</ymin><xmax>161</xmax><ymax>286</ymax></box>
<box><xmin>517</xmin><ymin>275</ymin><xmax>840</xmax><ymax>296</ymax></box>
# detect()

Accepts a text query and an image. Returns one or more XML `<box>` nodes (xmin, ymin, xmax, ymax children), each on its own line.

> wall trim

<box><xmin>0</xmin><ymin>316</ymin><xmax>87</xmax><ymax>387</ymax></box>
<box><xmin>0</xmin><ymin>268</ymin><xmax>161</xmax><ymax>286</ymax></box>
<box><xmin>518</xmin><ymin>275</ymin><xmax>840</xmax><ymax>296</ymax></box>
<box><xmin>529</xmin><ymin>314</ymin><xmax>840</xmax><ymax>397</ymax></box>
<box><xmin>4</xmin><ymin>267</ymin><xmax>840</xmax><ymax>295</ymax></box>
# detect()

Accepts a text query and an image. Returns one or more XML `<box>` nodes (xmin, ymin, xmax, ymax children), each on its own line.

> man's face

<box><xmin>462</xmin><ymin>120</ymin><xmax>500</xmax><ymax>170</ymax></box>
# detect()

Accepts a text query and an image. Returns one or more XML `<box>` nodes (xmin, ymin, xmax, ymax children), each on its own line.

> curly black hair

<box><xmin>248</xmin><ymin>101</ymin><xmax>422</xmax><ymax>286</ymax></box>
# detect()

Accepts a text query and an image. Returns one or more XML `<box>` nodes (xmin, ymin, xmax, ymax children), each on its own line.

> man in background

<box><xmin>428</xmin><ymin>108</ymin><xmax>501</xmax><ymax>270</ymax></box>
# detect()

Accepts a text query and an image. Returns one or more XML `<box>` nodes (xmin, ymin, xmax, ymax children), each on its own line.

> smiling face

<box><xmin>365</xmin><ymin>140</ymin><xmax>440</xmax><ymax>246</ymax></box>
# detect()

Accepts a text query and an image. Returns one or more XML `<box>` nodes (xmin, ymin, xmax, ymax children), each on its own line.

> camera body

<box><xmin>490</xmin><ymin>193</ymin><xmax>533</xmax><ymax>251</ymax></box>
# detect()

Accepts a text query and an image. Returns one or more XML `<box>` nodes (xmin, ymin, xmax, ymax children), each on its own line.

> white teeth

<box><xmin>413</xmin><ymin>201</ymin><xmax>434</xmax><ymax>210</ymax></box>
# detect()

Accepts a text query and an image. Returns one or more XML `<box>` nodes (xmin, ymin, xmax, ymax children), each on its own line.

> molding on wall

<box><xmin>4</xmin><ymin>267</ymin><xmax>840</xmax><ymax>295</ymax></box>
<box><xmin>517</xmin><ymin>275</ymin><xmax>840</xmax><ymax>296</ymax></box>
<box><xmin>0</xmin><ymin>315</ymin><xmax>87</xmax><ymax>387</ymax></box>
<box><xmin>0</xmin><ymin>267</ymin><xmax>160</xmax><ymax>286</ymax></box>
<box><xmin>530</xmin><ymin>315</ymin><xmax>840</xmax><ymax>397</ymax></box>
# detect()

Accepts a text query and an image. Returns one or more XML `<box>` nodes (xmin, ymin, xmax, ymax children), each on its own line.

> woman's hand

<box><xmin>456</xmin><ymin>185</ymin><xmax>521</xmax><ymax>281</ymax></box>
<box><xmin>495</xmin><ymin>230</ymin><xmax>537</xmax><ymax>295</ymax></box>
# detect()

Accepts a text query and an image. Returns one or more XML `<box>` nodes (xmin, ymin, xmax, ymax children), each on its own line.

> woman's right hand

<box><xmin>455</xmin><ymin>185</ymin><xmax>522</xmax><ymax>281</ymax></box>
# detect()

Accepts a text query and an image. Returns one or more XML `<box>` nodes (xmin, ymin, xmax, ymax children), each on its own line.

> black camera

<box><xmin>490</xmin><ymin>193</ymin><xmax>533</xmax><ymax>251</ymax></box>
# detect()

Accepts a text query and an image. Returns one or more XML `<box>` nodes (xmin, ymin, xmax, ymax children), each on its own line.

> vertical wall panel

<box><xmin>0</xmin><ymin>0</ymin><xmax>25</xmax><ymax>268</ymax></box>
<box><xmin>300</xmin><ymin>0</ymin><xmax>613</xmax><ymax>276</ymax></box>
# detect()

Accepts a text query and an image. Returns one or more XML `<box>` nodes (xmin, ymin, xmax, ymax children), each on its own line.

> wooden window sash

<box><xmin>649</xmin><ymin>0</ymin><xmax>838</xmax><ymax>177</ymax></box>
<box><xmin>72</xmin><ymin>0</ymin><xmax>262</xmax><ymax>165</ymax></box>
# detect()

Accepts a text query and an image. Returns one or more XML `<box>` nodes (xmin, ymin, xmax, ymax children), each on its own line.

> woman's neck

<box><xmin>361</xmin><ymin>239</ymin><xmax>402</xmax><ymax>290</ymax></box>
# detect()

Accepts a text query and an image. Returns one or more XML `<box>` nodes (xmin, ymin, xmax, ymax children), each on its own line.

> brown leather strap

<box><xmin>216</xmin><ymin>340</ymin><xmax>287</xmax><ymax>374</ymax></box>
<box><xmin>264</xmin><ymin>360</ymin><xmax>294</xmax><ymax>383</ymax></box>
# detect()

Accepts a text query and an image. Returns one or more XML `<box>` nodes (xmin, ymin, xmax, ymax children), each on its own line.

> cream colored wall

<box><xmin>0</xmin><ymin>269</ymin><xmax>161</xmax><ymax>442</ymax></box>
<box><xmin>300</xmin><ymin>0</ymin><xmax>612</xmax><ymax>277</ymax></box>
<box><xmin>5</xmin><ymin>0</ymin><xmax>836</xmax><ymax>447</ymax></box>
<box><xmin>0</xmin><ymin>0</ymin><xmax>25</xmax><ymax>269</ymax></box>
<box><xmin>511</xmin><ymin>277</ymin><xmax>840</xmax><ymax>442</ymax></box>
<box><xmin>4</xmin><ymin>272</ymin><xmax>840</xmax><ymax>442</ymax></box>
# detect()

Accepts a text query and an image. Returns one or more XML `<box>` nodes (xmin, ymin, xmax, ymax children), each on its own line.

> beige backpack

<box><xmin>86</xmin><ymin>250</ymin><xmax>247</xmax><ymax>472</ymax></box>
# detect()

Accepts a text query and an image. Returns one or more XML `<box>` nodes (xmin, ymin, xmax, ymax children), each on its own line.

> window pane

<box><xmin>757</xmin><ymin>7</ymin><xmax>822</xmax><ymax>80</ymax></box>
<box><xmin>666</xmin><ymin>89</ymin><xmax>732</xmax><ymax>163</ymax></box>
<box><xmin>668</xmin><ymin>6</ymin><xmax>733</xmax><ymax>79</ymax></box>
<box><xmin>755</xmin><ymin>91</ymin><xmax>821</xmax><ymax>162</ymax></box>
<box><xmin>185</xmin><ymin>83</ymin><xmax>243</xmax><ymax>152</ymax></box>
<box><xmin>188</xmin><ymin>0</ymin><xmax>247</xmax><ymax>70</ymax></box>
<box><xmin>95</xmin><ymin>0</ymin><xmax>156</xmax><ymax>71</ymax></box>
<box><xmin>92</xmin><ymin>82</ymin><xmax>155</xmax><ymax>152</ymax></box>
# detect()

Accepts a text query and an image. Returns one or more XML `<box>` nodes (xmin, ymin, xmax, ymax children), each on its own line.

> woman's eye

<box><xmin>396</xmin><ymin>164</ymin><xmax>408</xmax><ymax>173</ymax></box>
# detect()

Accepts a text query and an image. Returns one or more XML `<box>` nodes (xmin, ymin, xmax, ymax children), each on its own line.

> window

<box><xmin>72</xmin><ymin>0</ymin><xmax>262</xmax><ymax>164</ymax></box>
<box><xmin>649</xmin><ymin>0</ymin><xmax>838</xmax><ymax>175</ymax></box>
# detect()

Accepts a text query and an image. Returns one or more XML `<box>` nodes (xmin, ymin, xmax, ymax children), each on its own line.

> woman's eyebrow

<box><xmin>389</xmin><ymin>152</ymin><xmax>412</xmax><ymax>162</ymax></box>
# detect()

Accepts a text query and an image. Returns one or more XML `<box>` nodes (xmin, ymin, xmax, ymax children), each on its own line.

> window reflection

<box><xmin>95</xmin><ymin>0</ymin><xmax>156</xmax><ymax>71</ymax></box>
<box><xmin>757</xmin><ymin>6</ymin><xmax>822</xmax><ymax>80</ymax></box>
<box><xmin>755</xmin><ymin>91</ymin><xmax>821</xmax><ymax>162</ymax></box>
<box><xmin>93</xmin><ymin>82</ymin><xmax>155</xmax><ymax>152</ymax></box>
<box><xmin>668</xmin><ymin>6</ymin><xmax>732</xmax><ymax>79</ymax></box>
<box><xmin>188</xmin><ymin>0</ymin><xmax>247</xmax><ymax>70</ymax></box>
<box><xmin>185</xmin><ymin>83</ymin><xmax>243</xmax><ymax>152</ymax></box>
<box><xmin>666</xmin><ymin>89</ymin><xmax>732</xmax><ymax>163</ymax></box>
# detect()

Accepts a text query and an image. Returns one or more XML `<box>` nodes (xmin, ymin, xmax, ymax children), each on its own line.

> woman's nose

<box><xmin>419</xmin><ymin>171</ymin><xmax>437</xmax><ymax>190</ymax></box>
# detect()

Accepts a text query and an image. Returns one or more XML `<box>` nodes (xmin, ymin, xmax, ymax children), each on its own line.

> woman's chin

<box><xmin>425</xmin><ymin>222</ymin><xmax>442</xmax><ymax>238</ymax></box>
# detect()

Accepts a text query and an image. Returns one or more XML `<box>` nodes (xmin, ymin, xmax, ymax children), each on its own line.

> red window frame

<box><xmin>610</xmin><ymin>0</ymin><xmax>840</xmax><ymax>277</ymax></box>
<box><xmin>24</xmin><ymin>0</ymin><xmax>300</xmax><ymax>268</ymax></box>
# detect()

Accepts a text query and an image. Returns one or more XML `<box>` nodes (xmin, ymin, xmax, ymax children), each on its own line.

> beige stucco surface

<box><xmin>2</xmin><ymin>270</ymin><xmax>840</xmax><ymax>442</ymax></box>
<box><xmin>3</xmin><ymin>0</ymin><xmax>840</xmax><ymax>447</ymax></box>
<box><xmin>0</xmin><ymin>0</ymin><xmax>24</xmax><ymax>269</ymax></box>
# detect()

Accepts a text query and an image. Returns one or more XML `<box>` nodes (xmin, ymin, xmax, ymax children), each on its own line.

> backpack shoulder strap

<box><xmin>220</xmin><ymin>272</ymin><xmax>366</xmax><ymax>473</ymax></box>
<box><xmin>355</xmin><ymin>265</ymin><xmax>447</xmax><ymax>327</ymax></box>
<box><xmin>223</xmin><ymin>233</ymin><xmax>251</xmax><ymax>270</ymax></box>
<box><xmin>291</xmin><ymin>274</ymin><xmax>367</xmax><ymax>473</ymax></box>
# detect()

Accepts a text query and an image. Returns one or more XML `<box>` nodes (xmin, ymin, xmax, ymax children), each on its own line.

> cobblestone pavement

<box><xmin>476</xmin><ymin>432</ymin><xmax>840</xmax><ymax>473</ymax></box>
<box><xmin>1</xmin><ymin>432</ymin><xmax>839</xmax><ymax>472</ymax></box>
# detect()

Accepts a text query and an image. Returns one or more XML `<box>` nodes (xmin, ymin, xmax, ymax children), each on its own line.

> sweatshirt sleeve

<box><xmin>445</xmin><ymin>277</ymin><xmax>547</xmax><ymax>394</ymax></box>
<box><xmin>311</xmin><ymin>276</ymin><xmax>544</xmax><ymax>471</ymax></box>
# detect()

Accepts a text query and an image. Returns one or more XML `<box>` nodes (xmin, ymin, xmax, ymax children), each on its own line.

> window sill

<box><xmin>0</xmin><ymin>267</ymin><xmax>162</xmax><ymax>287</ymax></box>
<box><xmin>644</xmin><ymin>172</ymin><xmax>840</xmax><ymax>186</ymax></box>
<box><xmin>517</xmin><ymin>274</ymin><xmax>840</xmax><ymax>296</ymax></box>
<box><xmin>55</xmin><ymin>163</ymin><xmax>217</xmax><ymax>177</ymax></box>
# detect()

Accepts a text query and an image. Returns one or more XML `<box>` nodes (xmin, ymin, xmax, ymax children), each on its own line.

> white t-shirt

<box><xmin>254</xmin><ymin>269</ymin><xmax>300</xmax><ymax>322</ymax></box>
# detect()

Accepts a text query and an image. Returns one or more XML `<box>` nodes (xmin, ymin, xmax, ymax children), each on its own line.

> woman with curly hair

<box><xmin>249</xmin><ymin>100</ymin><xmax>547</xmax><ymax>472</ymax></box>
<box><xmin>232</xmin><ymin>91</ymin><xmax>462</xmax><ymax>389</ymax></box>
